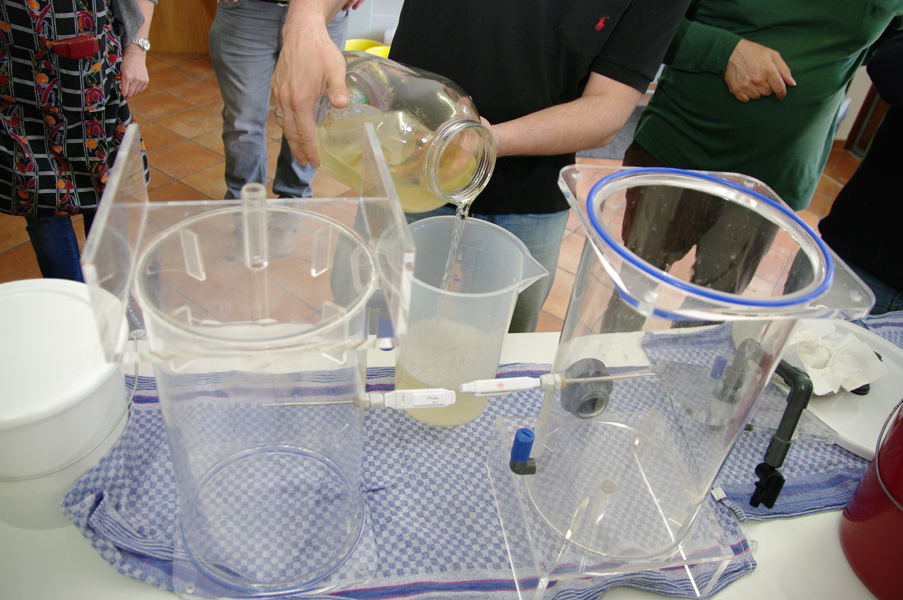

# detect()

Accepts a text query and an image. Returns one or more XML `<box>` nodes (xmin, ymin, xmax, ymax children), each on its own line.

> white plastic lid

<box><xmin>0</xmin><ymin>279</ymin><xmax>119</xmax><ymax>429</ymax></box>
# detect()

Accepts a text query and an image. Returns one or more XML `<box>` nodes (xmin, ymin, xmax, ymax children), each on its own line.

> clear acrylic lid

<box><xmin>83</xmin><ymin>124</ymin><xmax>415</xmax><ymax>364</ymax></box>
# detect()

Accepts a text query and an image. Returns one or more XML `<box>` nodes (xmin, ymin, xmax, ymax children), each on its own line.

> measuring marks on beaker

<box><xmin>441</xmin><ymin>240</ymin><xmax>482</xmax><ymax>294</ymax></box>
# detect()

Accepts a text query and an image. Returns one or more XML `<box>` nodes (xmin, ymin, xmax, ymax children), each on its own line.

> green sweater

<box><xmin>634</xmin><ymin>0</ymin><xmax>903</xmax><ymax>210</ymax></box>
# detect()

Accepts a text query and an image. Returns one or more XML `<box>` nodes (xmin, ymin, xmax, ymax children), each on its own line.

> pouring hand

<box><xmin>724</xmin><ymin>39</ymin><xmax>796</xmax><ymax>102</ymax></box>
<box><xmin>271</xmin><ymin>1</ymin><xmax>350</xmax><ymax>167</ymax></box>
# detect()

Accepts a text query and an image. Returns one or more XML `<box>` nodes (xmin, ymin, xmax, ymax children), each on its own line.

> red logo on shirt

<box><xmin>595</xmin><ymin>16</ymin><xmax>609</xmax><ymax>30</ymax></box>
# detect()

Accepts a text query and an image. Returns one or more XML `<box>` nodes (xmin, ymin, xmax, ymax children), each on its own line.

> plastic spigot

<box><xmin>750</xmin><ymin>463</ymin><xmax>785</xmax><ymax>508</ymax></box>
<box><xmin>509</xmin><ymin>428</ymin><xmax>536</xmax><ymax>475</ymax></box>
<box><xmin>749</xmin><ymin>360</ymin><xmax>813</xmax><ymax>509</ymax></box>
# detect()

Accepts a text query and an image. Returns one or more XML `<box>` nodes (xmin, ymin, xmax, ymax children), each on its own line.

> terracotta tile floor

<box><xmin>0</xmin><ymin>52</ymin><xmax>863</xmax><ymax>333</ymax></box>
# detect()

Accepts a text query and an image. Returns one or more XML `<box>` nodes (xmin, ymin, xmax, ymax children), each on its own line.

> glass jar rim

<box><xmin>424</xmin><ymin>119</ymin><xmax>497</xmax><ymax>207</ymax></box>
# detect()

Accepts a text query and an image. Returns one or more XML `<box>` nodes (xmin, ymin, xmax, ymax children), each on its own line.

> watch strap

<box><xmin>131</xmin><ymin>37</ymin><xmax>150</xmax><ymax>52</ymax></box>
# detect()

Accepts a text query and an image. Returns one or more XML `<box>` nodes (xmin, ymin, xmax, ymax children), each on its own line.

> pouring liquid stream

<box><xmin>439</xmin><ymin>202</ymin><xmax>471</xmax><ymax>291</ymax></box>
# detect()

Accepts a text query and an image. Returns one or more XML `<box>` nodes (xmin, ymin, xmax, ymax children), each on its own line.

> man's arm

<box><xmin>486</xmin><ymin>72</ymin><xmax>642</xmax><ymax>157</ymax></box>
<box><xmin>666</xmin><ymin>16</ymin><xmax>795</xmax><ymax>102</ymax></box>
<box><xmin>723</xmin><ymin>39</ymin><xmax>795</xmax><ymax>102</ymax></box>
<box><xmin>270</xmin><ymin>0</ymin><xmax>359</xmax><ymax>167</ymax></box>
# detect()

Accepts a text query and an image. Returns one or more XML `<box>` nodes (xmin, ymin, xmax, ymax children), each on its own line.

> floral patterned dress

<box><xmin>0</xmin><ymin>0</ymin><xmax>143</xmax><ymax>217</ymax></box>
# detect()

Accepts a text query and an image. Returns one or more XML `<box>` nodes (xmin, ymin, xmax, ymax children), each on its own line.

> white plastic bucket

<box><xmin>0</xmin><ymin>279</ymin><xmax>128</xmax><ymax>529</ymax></box>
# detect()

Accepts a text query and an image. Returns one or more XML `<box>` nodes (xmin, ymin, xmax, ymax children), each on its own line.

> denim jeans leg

<box><xmin>490</xmin><ymin>211</ymin><xmax>569</xmax><ymax>333</ymax></box>
<box><xmin>24</xmin><ymin>214</ymin><xmax>84</xmax><ymax>282</ymax></box>
<box><xmin>843</xmin><ymin>260</ymin><xmax>903</xmax><ymax>315</ymax></box>
<box><xmin>210</xmin><ymin>3</ymin><xmax>350</xmax><ymax>200</ymax></box>
<box><xmin>209</xmin><ymin>0</ymin><xmax>284</xmax><ymax>200</ymax></box>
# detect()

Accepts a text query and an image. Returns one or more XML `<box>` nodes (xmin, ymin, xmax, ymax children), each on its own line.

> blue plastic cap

<box><xmin>511</xmin><ymin>428</ymin><xmax>535</xmax><ymax>463</ymax></box>
<box><xmin>710</xmin><ymin>356</ymin><xmax>728</xmax><ymax>380</ymax></box>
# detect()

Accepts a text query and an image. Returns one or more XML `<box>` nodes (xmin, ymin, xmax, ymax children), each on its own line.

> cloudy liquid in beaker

<box><xmin>395</xmin><ymin>317</ymin><xmax>500</xmax><ymax>426</ymax></box>
<box><xmin>315</xmin><ymin>108</ymin><xmax>479</xmax><ymax>214</ymax></box>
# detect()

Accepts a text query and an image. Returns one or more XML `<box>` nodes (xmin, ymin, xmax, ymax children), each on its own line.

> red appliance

<box><xmin>840</xmin><ymin>399</ymin><xmax>903</xmax><ymax>600</ymax></box>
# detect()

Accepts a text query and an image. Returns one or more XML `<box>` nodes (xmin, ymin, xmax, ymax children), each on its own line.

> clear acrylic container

<box><xmin>396</xmin><ymin>216</ymin><xmax>547</xmax><ymax>426</ymax></box>
<box><xmin>534</xmin><ymin>166</ymin><xmax>873</xmax><ymax>555</ymax></box>
<box><xmin>82</xmin><ymin>124</ymin><xmax>414</xmax><ymax>597</ymax></box>
<box><xmin>487</xmin><ymin>165</ymin><xmax>875</xmax><ymax>598</ymax></box>
<box><xmin>314</xmin><ymin>51</ymin><xmax>496</xmax><ymax>213</ymax></box>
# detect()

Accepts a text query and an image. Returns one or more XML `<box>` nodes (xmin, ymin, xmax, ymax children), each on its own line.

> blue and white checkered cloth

<box><xmin>854</xmin><ymin>312</ymin><xmax>903</xmax><ymax>349</ymax></box>
<box><xmin>714</xmin><ymin>313</ymin><xmax>902</xmax><ymax>521</ymax></box>
<box><xmin>61</xmin><ymin>313</ymin><xmax>902</xmax><ymax>599</ymax></box>
<box><xmin>61</xmin><ymin>364</ymin><xmax>754</xmax><ymax>599</ymax></box>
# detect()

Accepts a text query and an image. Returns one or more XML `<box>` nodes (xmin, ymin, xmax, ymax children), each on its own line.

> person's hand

<box><xmin>479</xmin><ymin>115</ymin><xmax>503</xmax><ymax>155</ymax></box>
<box><xmin>724</xmin><ymin>39</ymin><xmax>796</xmax><ymax>102</ymax></box>
<box><xmin>343</xmin><ymin>0</ymin><xmax>366</xmax><ymax>9</ymax></box>
<box><xmin>120</xmin><ymin>44</ymin><xmax>150</xmax><ymax>98</ymax></box>
<box><xmin>271</xmin><ymin>9</ymin><xmax>350</xmax><ymax>167</ymax></box>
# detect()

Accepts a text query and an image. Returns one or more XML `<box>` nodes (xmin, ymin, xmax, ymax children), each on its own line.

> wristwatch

<box><xmin>131</xmin><ymin>37</ymin><xmax>151</xmax><ymax>52</ymax></box>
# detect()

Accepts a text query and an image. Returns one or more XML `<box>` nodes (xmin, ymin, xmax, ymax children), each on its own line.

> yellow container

<box><xmin>365</xmin><ymin>45</ymin><xmax>391</xmax><ymax>58</ymax></box>
<box><xmin>344</xmin><ymin>38</ymin><xmax>381</xmax><ymax>52</ymax></box>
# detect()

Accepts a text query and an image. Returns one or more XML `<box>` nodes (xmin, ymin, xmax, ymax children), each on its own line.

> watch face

<box><xmin>133</xmin><ymin>38</ymin><xmax>150</xmax><ymax>51</ymax></box>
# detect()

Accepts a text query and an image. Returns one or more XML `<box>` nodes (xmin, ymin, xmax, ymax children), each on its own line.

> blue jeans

<box><xmin>407</xmin><ymin>207</ymin><xmax>569</xmax><ymax>333</ymax></box>
<box><xmin>209</xmin><ymin>0</ymin><xmax>348</xmax><ymax>200</ymax></box>
<box><xmin>846</xmin><ymin>261</ymin><xmax>903</xmax><ymax>315</ymax></box>
<box><xmin>24</xmin><ymin>211</ymin><xmax>95</xmax><ymax>282</ymax></box>
<box><xmin>786</xmin><ymin>251</ymin><xmax>903</xmax><ymax>316</ymax></box>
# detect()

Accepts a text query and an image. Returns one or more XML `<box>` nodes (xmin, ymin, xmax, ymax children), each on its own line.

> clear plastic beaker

<box><xmin>82</xmin><ymin>124</ymin><xmax>414</xmax><ymax>597</ymax></box>
<box><xmin>521</xmin><ymin>166</ymin><xmax>873</xmax><ymax>564</ymax></box>
<box><xmin>396</xmin><ymin>216</ymin><xmax>547</xmax><ymax>426</ymax></box>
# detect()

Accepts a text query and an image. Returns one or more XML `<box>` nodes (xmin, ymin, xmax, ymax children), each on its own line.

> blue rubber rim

<box><xmin>585</xmin><ymin>167</ymin><xmax>834</xmax><ymax>308</ymax></box>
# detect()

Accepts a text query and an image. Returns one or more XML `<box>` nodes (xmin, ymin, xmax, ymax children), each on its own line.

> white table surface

<box><xmin>0</xmin><ymin>333</ymin><xmax>877</xmax><ymax>600</ymax></box>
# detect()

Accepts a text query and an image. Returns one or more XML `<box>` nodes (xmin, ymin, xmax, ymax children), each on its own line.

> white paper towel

<box><xmin>786</xmin><ymin>324</ymin><xmax>890</xmax><ymax>396</ymax></box>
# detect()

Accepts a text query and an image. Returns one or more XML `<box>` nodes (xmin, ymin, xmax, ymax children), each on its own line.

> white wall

<box><xmin>347</xmin><ymin>0</ymin><xmax>402</xmax><ymax>43</ymax></box>
<box><xmin>836</xmin><ymin>67</ymin><xmax>872</xmax><ymax>142</ymax></box>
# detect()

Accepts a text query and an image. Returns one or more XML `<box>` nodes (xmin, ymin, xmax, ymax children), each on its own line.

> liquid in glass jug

<box><xmin>314</xmin><ymin>51</ymin><xmax>496</xmax><ymax>213</ymax></box>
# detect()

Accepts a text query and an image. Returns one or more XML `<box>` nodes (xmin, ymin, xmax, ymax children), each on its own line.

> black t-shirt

<box><xmin>818</xmin><ymin>33</ymin><xmax>903</xmax><ymax>292</ymax></box>
<box><xmin>389</xmin><ymin>0</ymin><xmax>687</xmax><ymax>214</ymax></box>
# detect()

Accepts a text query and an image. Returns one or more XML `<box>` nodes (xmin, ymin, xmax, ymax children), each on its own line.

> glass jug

<box><xmin>82</xmin><ymin>124</ymin><xmax>414</xmax><ymax>598</ymax></box>
<box><xmin>487</xmin><ymin>166</ymin><xmax>875</xmax><ymax>597</ymax></box>
<box><xmin>314</xmin><ymin>51</ymin><xmax>496</xmax><ymax>213</ymax></box>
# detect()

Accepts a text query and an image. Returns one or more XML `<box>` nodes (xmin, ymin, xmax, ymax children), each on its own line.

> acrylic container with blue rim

<box><xmin>517</xmin><ymin>166</ymin><xmax>874</xmax><ymax>572</ymax></box>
